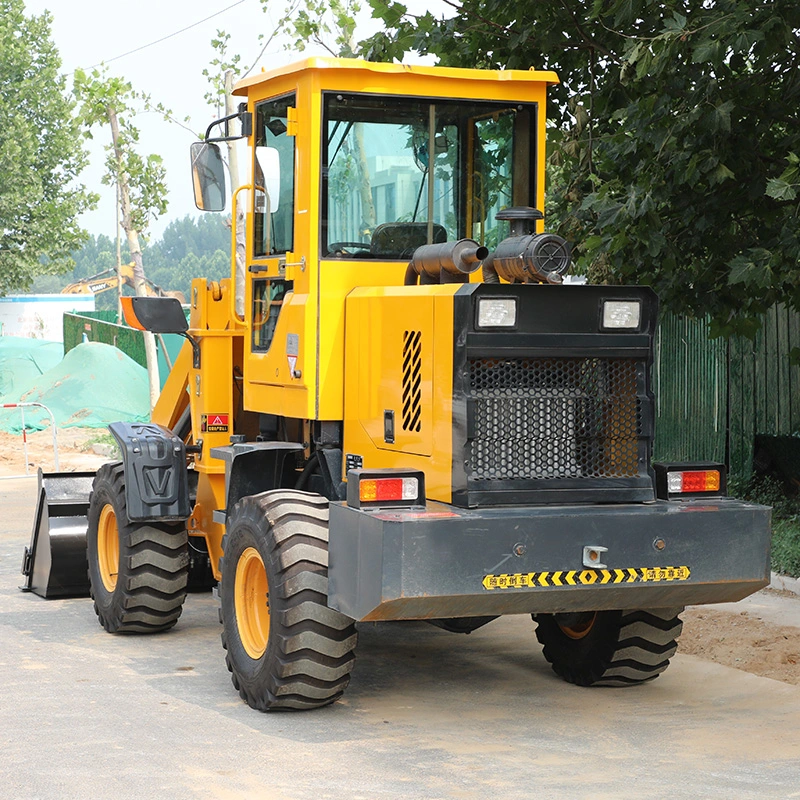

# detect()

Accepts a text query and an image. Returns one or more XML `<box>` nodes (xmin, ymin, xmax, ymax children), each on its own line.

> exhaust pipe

<box><xmin>405</xmin><ymin>239</ymin><xmax>489</xmax><ymax>285</ymax></box>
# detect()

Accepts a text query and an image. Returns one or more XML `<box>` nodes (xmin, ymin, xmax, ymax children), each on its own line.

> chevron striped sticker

<box><xmin>481</xmin><ymin>565</ymin><xmax>691</xmax><ymax>590</ymax></box>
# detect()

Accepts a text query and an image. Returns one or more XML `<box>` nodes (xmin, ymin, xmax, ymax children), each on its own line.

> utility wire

<box><xmin>88</xmin><ymin>0</ymin><xmax>247</xmax><ymax>69</ymax></box>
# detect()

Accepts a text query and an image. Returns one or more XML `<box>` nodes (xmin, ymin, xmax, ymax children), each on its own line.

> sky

<box><xmin>23</xmin><ymin>0</ymin><xmax>446</xmax><ymax>242</ymax></box>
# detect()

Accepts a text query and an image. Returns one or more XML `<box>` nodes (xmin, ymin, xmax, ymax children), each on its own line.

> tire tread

<box><xmin>536</xmin><ymin>606</ymin><xmax>684</xmax><ymax>687</ymax></box>
<box><xmin>220</xmin><ymin>489</ymin><xmax>357</xmax><ymax>711</ymax></box>
<box><xmin>87</xmin><ymin>462</ymin><xmax>188</xmax><ymax>634</ymax></box>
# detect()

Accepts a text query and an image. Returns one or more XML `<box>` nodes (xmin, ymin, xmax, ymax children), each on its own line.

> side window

<box><xmin>254</xmin><ymin>94</ymin><xmax>296</xmax><ymax>256</ymax></box>
<box><xmin>252</xmin><ymin>278</ymin><xmax>291</xmax><ymax>353</ymax></box>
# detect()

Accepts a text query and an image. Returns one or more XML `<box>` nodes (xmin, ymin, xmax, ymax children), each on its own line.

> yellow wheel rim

<box><xmin>97</xmin><ymin>503</ymin><xmax>120</xmax><ymax>593</ymax></box>
<box><xmin>558</xmin><ymin>611</ymin><xmax>597</xmax><ymax>640</ymax></box>
<box><xmin>235</xmin><ymin>547</ymin><xmax>270</xmax><ymax>659</ymax></box>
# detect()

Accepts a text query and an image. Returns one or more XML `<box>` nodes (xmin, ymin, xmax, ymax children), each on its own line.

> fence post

<box><xmin>0</xmin><ymin>402</ymin><xmax>59</xmax><ymax>476</ymax></box>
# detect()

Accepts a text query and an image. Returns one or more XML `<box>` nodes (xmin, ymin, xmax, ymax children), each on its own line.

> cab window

<box><xmin>321</xmin><ymin>93</ymin><xmax>536</xmax><ymax>258</ymax></box>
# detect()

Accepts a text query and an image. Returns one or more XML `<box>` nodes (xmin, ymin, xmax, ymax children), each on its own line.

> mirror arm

<box><xmin>180</xmin><ymin>332</ymin><xmax>202</xmax><ymax>369</ymax></box>
<box><xmin>205</xmin><ymin>105</ymin><xmax>252</xmax><ymax>143</ymax></box>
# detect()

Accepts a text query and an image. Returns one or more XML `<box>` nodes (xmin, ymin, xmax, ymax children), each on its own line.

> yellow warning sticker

<box><xmin>481</xmin><ymin>565</ymin><xmax>691</xmax><ymax>591</ymax></box>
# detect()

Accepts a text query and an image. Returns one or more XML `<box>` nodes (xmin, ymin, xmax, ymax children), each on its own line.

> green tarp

<box><xmin>0</xmin><ymin>340</ymin><xmax>149</xmax><ymax>432</ymax></box>
<box><xmin>0</xmin><ymin>338</ymin><xmax>64</xmax><ymax>398</ymax></box>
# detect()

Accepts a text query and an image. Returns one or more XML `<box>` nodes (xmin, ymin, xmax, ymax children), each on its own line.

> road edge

<box><xmin>771</xmin><ymin>571</ymin><xmax>800</xmax><ymax>596</ymax></box>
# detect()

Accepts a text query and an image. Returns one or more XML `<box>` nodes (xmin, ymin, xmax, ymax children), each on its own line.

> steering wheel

<box><xmin>327</xmin><ymin>241</ymin><xmax>369</xmax><ymax>256</ymax></box>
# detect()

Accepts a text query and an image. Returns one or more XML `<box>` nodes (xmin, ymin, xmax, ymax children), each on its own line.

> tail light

<box><xmin>347</xmin><ymin>469</ymin><xmax>426</xmax><ymax>510</ymax></box>
<box><xmin>654</xmin><ymin>462</ymin><xmax>727</xmax><ymax>500</ymax></box>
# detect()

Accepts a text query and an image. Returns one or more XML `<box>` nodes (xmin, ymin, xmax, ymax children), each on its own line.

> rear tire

<box><xmin>534</xmin><ymin>608</ymin><xmax>683</xmax><ymax>686</ymax></box>
<box><xmin>87</xmin><ymin>462</ymin><xmax>189</xmax><ymax>633</ymax></box>
<box><xmin>219</xmin><ymin>490</ymin><xmax>357</xmax><ymax>711</ymax></box>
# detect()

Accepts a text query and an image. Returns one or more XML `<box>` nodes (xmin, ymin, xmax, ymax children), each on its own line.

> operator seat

<box><xmin>370</xmin><ymin>222</ymin><xmax>447</xmax><ymax>258</ymax></box>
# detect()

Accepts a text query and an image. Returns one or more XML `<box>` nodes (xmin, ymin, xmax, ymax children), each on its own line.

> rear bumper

<box><xmin>327</xmin><ymin>498</ymin><xmax>771</xmax><ymax>621</ymax></box>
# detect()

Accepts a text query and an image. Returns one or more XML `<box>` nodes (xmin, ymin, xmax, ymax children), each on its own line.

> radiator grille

<box><xmin>467</xmin><ymin>357</ymin><xmax>643</xmax><ymax>481</ymax></box>
<box><xmin>402</xmin><ymin>330</ymin><xmax>422</xmax><ymax>432</ymax></box>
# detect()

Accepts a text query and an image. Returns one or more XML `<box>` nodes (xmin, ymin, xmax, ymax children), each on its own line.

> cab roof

<box><xmin>232</xmin><ymin>56</ymin><xmax>559</xmax><ymax>96</ymax></box>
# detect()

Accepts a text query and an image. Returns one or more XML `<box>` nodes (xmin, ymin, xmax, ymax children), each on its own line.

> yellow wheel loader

<box><xmin>22</xmin><ymin>58</ymin><xmax>771</xmax><ymax>711</ymax></box>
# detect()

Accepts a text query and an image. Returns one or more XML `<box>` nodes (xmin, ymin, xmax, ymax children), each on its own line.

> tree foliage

<box><xmin>73</xmin><ymin>67</ymin><xmax>173</xmax><ymax>406</ymax></box>
<box><xmin>30</xmin><ymin>214</ymin><xmax>231</xmax><ymax>305</ymax></box>
<box><xmin>202</xmin><ymin>30</ymin><xmax>243</xmax><ymax>119</ymax></box>
<box><xmin>0</xmin><ymin>0</ymin><xmax>96</xmax><ymax>295</ymax></box>
<box><xmin>282</xmin><ymin>0</ymin><xmax>360</xmax><ymax>56</ymax></box>
<box><xmin>73</xmin><ymin>68</ymin><xmax>169</xmax><ymax>238</ymax></box>
<box><xmin>361</xmin><ymin>0</ymin><xmax>800</xmax><ymax>337</ymax></box>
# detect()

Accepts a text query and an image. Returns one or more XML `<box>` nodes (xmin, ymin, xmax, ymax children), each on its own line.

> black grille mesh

<box><xmin>467</xmin><ymin>357</ymin><xmax>643</xmax><ymax>481</ymax></box>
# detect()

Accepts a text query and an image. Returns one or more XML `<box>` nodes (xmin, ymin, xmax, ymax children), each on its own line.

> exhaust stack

<box><xmin>406</xmin><ymin>239</ymin><xmax>489</xmax><ymax>285</ymax></box>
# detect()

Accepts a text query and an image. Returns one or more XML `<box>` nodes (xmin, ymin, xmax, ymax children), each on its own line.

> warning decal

<box><xmin>201</xmin><ymin>413</ymin><xmax>230</xmax><ymax>433</ymax></box>
<box><xmin>482</xmin><ymin>566</ymin><xmax>691</xmax><ymax>591</ymax></box>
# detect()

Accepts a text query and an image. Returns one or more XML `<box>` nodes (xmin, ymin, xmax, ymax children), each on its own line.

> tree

<box><xmin>361</xmin><ymin>0</ymin><xmax>800</xmax><ymax>339</ymax></box>
<box><xmin>281</xmin><ymin>0</ymin><xmax>360</xmax><ymax>56</ymax></box>
<box><xmin>73</xmin><ymin>67</ymin><xmax>170</xmax><ymax>408</ymax></box>
<box><xmin>0</xmin><ymin>0</ymin><xmax>96</xmax><ymax>295</ymax></box>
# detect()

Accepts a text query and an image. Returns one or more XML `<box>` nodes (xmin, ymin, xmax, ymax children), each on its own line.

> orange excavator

<box><xmin>61</xmin><ymin>263</ymin><xmax>185</xmax><ymax>303</ymax></box>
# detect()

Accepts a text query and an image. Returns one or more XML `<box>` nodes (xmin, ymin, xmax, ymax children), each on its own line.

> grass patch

<box><xmin>731</xmin><ymin>474</ymin><xmax>800</xmax><ymax>579</ymax></box>
<box><xmin>772</xmin><ymin>518</ymin><xmax>800</xmax><ymax>578</ymax></box>
<box><xmin>81</xmin><ymin>430</ymin><xmax>120</xmax><ymax>455</ymax></box>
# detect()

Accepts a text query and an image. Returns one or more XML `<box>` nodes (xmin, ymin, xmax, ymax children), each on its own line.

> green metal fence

<box><xmin>653</xmin><ymin>314</ymin><xmax>728</xmax><ymax>465</ymax></box>
<box><xmin>654</xmin><ymin>305</ymin><xmax>800</xmax><ymax>482</ymax></box>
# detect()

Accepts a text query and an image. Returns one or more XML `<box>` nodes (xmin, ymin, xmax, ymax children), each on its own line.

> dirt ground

<box><xmin>0</xmin><ymin>426</ymin><xmax>111</xmax><ymax>476</ymax></box>
<box><xmin>680</xmin><ymin>600</ymin><xmax>800</xmax><ymax>685</ymax></box>
<box><xmin>2</xmin><ymin>427</ymin><xmax>798</xmax><ymax>688</ymax></box>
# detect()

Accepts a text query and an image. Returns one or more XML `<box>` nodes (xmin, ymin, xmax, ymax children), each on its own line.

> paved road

<box><xmin>1</xmin><ymin>477</ymin><xmax>799</xmax><ymax>799</ymax></box>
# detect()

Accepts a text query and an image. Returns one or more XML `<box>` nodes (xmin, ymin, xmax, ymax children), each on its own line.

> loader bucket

<box><xmin>21</xmin><ymin>470</ymin><xmax>94</xmax><ymax>598</ymax></box>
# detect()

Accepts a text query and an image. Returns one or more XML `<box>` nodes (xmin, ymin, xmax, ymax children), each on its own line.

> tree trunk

<box><xmin>354</xmin><ymin>123</ymin><xmax>376</xmax><ymax>238</ymax></box>
<box><xmin>107</xmin><ymin>105</ymin><xmax>160</xmax><ymax>411</ymax></box>
<box><xmin>115</xmin><ymin>181</ymin><xmax>123</xmax><ymax>324</ymax></box>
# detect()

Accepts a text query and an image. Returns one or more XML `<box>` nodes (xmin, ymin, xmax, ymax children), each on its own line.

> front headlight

<box><xmin>602</xmin><ymin>300</ymin><xmax>641</xmax><ymax>330</ymax></box>
<box><xmin>477</xmin><ymin>297</ymin><xmax>517</xmax><ymax>328</ymax></box>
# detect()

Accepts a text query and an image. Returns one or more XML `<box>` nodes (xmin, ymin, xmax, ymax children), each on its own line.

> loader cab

<box><xmin>220</xmin><ymin>58</ymin><xmax>559</xmax><ymax>423</ymax></box>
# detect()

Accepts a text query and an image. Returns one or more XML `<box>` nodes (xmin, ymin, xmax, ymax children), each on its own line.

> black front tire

<box><xmin>219</xmin><ymin>490</ymin><xmax>357</xmax><ymax>711</ymax></box>
<box><xmin>87</xmin><ymin>462</ymin><xmax>189</xmax><ymax>633</ymax></box>
<box><xmin>534</xmin><ymin>608</ymin><xmax>684</xmax><ymax>686</ymax></box>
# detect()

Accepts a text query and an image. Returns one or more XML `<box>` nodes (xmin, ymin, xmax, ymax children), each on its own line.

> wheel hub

<box><xmin>234</xmin><ymin>547</ymin><xmax>270</xmax><ymax>659</ymax></box>
<box><xmin>97</xmin><ymin>503</ymin><xmax>119</xmax><ymax>593</ymax></box>
<box><xmin>555</xmin><ymin>611</ymin><xmax>598</xmax><ymax>640</ymax></box>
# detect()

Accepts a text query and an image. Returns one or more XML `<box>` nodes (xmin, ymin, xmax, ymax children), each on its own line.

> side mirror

<box><xmin>255</xmin><ymin>146</ymin><xmax>281</xmax><ymax>213</ymax></box>
<box><xmin>121</xmin><ymin>296</ymin><xmax>188</xmax><ymax>334</ymax></box>
<box><xmin>122</xmin><ymin>296</ymin><xmax>201</xmax><ymax>368</ymax></box>
<box><xmin>190</xmin><ymin>142</ymin><xmax>226</xmax><ymax>212</ymax></box>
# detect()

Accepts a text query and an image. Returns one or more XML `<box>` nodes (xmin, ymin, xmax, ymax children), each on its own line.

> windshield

<box><xmin>321</xmin><ymin>93</ymin><xmax>537</xmax><ymax>259</ymax></box>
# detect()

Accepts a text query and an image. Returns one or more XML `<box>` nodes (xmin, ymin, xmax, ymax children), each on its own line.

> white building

<box><xmin>0</xmin><ymin>295</ymin><xmax>95</xmax><ymax>342</ymax></box>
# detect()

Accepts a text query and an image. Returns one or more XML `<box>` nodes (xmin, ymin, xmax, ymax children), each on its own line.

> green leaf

<box><xmin>692</xmin><ymin>39</ymin><xmax>720</xmax><ymax>63</ymax></box>
<box><xmin>713</xmin><ymin>163</ymin><xmax>735</xmax><ymax>184</ymax></box>
<box><xmin>728</xmin><ymin>251</ymin><xmax>773</xmax><ymax>289</ymax></box>
<box><xmin>714</xmin><ymin>100</ymin><xmax>734</xmax><ymax>133</ymax></box>
<box><xmin>766</xmin><ymin>178</ymin><xmax>797</xmax><ymax>202</ymax></box>
<box><xmin>663</xmin><ymin>12</ymin><xmax>686</xmax><ymax>33</ymax></box>
<box><xmin>583</xmin><ymin>235</ymin><xmax>603</xmax><ymax>251</ymax></box>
